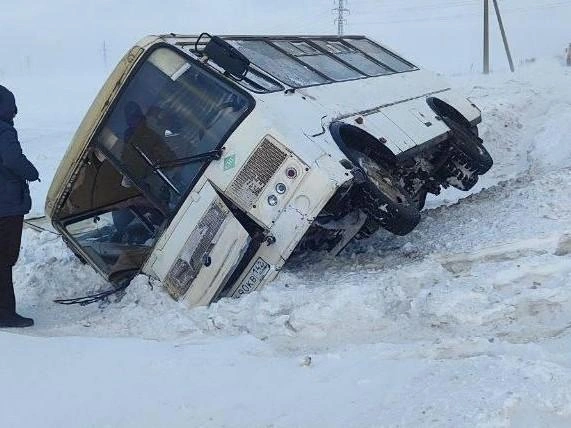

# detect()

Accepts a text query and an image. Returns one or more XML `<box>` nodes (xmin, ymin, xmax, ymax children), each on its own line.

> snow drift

<box><xmin>2</xmin><ymin>59</ymin><xmax>571</xmax><ymax>427</ymax></box>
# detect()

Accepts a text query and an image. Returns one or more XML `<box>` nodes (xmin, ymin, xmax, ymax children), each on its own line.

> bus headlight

<box><xmin>275</xmin><ymin>183</ymin><xmax>287</xmax><ymax>194</ymax></box>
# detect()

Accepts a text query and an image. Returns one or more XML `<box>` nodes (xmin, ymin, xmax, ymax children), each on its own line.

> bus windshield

<box><xmin>58</xmin><ymin>47</ymin><xmax>252</xmax><ymax>280</ymax></box>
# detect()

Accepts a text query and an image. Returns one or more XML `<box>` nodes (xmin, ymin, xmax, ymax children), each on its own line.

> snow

<box><xmin>2</xmin><ymin>44</ymin><xmax>571</xmax><ymax>428</ymax></box>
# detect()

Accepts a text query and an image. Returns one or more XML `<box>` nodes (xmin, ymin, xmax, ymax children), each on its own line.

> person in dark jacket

<box><xmin>0</xmin><ymin>85</ymin><xmax>39</xmax><ymax>328</ymax></box>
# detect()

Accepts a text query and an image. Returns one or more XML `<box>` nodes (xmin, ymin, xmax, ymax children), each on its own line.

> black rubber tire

<box><xmin>413</xmin><ymin>188</ymin><xmax>428</xmax><ymax>211</ymax></box>
<box><xmin>351</xmin><ymin>150</ymin><xmax>421</xmax><ymax>236</ymax></box>
<box><xmin>355</xmin><ymin>216</ymin><xmax>380</xmax><ymax>240</ymax></box>
<box><xmin>445</xmin><ymin>119</ymin><xmax>493</xmax><ymax>175</ymax></box>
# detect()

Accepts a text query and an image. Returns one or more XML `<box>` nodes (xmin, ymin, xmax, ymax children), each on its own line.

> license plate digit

<box><xmin>234</xmin><ymin>258</ymin><xmax>270</xmax><ymax>296</ymax></box>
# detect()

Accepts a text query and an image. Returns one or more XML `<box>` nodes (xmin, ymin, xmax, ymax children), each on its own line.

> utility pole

<box><xmin>483</xmin><ymin>0</ymin><xmax>515</xmax><ymax>74</ymax></box>
<box><xmin>102</xmin><ymin>41</ymin><xmax>108</xmax><ymax>69</ymax></box>
<box><xmin>483</xmin><ymin>0</ymin><xmax>490</xmax><ymax>74</ymax></box>
<box><xmin>334</xmin><ymin>0</ymin><xmax>350</xmax><ymax>37</ymax></box>
<box><xmin>492</xmin><ymin>0</ymin><xmax>515</xmax><ymax>72</ymax></box>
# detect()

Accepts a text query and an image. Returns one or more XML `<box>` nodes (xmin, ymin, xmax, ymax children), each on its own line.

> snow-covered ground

<box><xmin>1</xmin><ymin>58</ymin><xmax>571</xmax><ymax>427</ymax></box>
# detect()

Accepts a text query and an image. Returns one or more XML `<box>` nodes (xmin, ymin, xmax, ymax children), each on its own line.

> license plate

<box><xmin>234</xmin><ymin>258</ymin><xmax>270</xmax><ymax>297</ymax></box>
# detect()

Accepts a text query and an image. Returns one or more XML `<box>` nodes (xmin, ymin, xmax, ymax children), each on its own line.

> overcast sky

<box><xmin>1</xmin><ymin>0</ymin><xmax>570</xmax><ymax>77</ymax></box>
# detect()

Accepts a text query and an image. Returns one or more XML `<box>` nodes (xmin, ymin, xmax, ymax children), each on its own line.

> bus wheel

<box><xmin>350</xmin><ymin>149</ymin><xmax>421</xmax><ymax>236</ymax></box>
<box><xmin>446</xmin><ymin>118</ymin><xmax>493</xmax><ymax>175</ymax></box>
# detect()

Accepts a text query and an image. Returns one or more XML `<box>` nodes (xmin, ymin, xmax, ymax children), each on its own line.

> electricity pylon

<box><xmin>334</xmin><ymin>0</ymin><xmax>350</xmax><ymax>37</ymax></box>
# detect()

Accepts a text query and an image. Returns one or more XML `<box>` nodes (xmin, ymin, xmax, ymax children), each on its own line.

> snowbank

<box><xmin>2</xmin><ymin>59</ymin><xmax>571</xmax><ymax>427</ymax></box>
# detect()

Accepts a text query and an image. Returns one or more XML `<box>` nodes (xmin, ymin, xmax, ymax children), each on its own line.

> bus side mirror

<box><xmin>203</xmin><ymin>35</ymin><xmax>250</xmax><ymax>79</ymax></box>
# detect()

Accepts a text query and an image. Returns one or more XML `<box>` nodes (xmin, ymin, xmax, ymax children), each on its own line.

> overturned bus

<box><xmin>46</xmin><ymin>34</ymin><xmax>493</xmax><ymax>306</ymax></box>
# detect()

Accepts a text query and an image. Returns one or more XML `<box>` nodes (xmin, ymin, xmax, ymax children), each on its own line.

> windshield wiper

<box><xmin>131</xmin><ymin>144</ymin><xmax>182</xmax><ymax>195</ymax></box>
<box><xmin>154</xmin><ymin>148</ymin><xmax>223</xmax><ymax>170</ymax></box>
